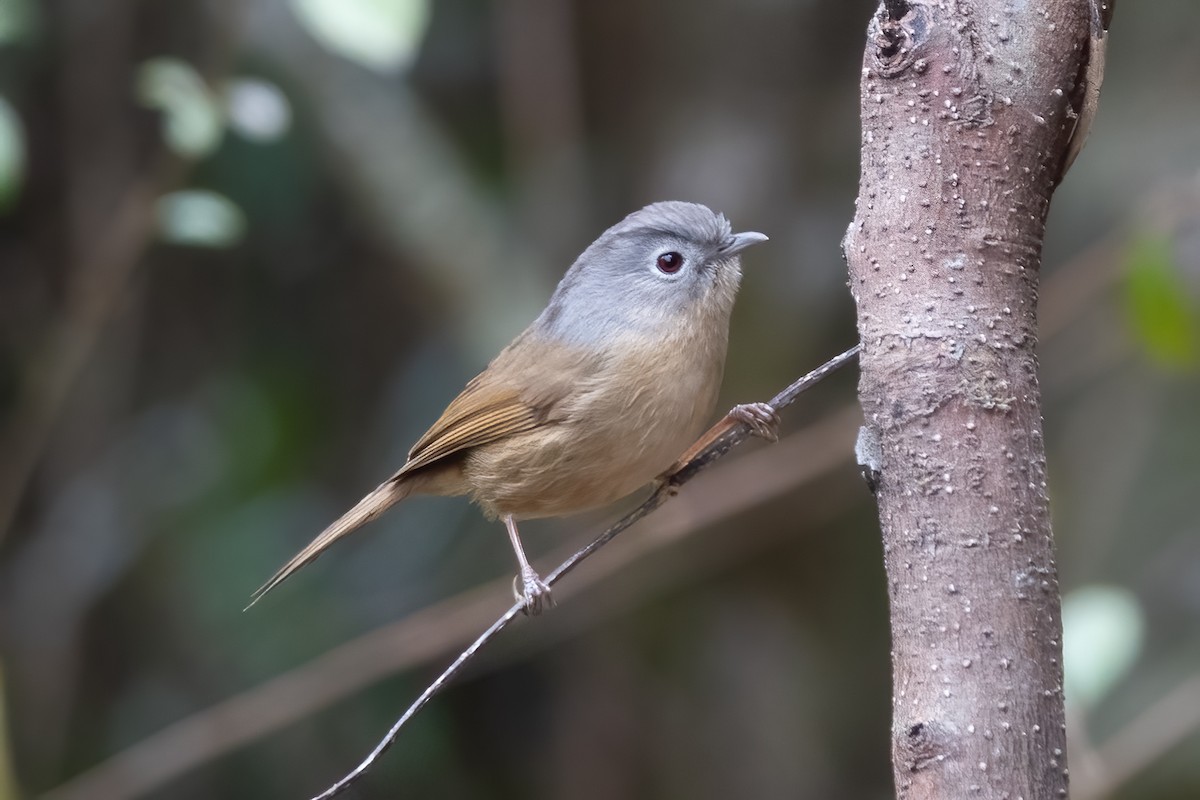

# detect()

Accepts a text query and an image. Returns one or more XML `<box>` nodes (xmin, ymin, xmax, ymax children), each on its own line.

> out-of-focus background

<box><xmin>0</xmin><ymin>1</ymin><xmax>1197</xmax><ymax>798</ymax></box>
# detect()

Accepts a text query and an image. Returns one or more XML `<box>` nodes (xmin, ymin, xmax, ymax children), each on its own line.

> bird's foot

<box><xmin>731</xmin><ymin>402</ymin><xmax>781</xmax><ymax>442</ymax></box>
<box><xmin>512</xmin><ymin>567</ymin><xmax>555</xmax><ymax>616</ymax></box>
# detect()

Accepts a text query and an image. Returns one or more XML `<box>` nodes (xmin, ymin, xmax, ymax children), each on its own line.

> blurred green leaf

<box><xmin>1124</xmin><ymin>233</ymin><xmax>1199</xmax><ymax>367</ymax></box>
<box><xmin>225</xmin><ymin>77</ymin><xmax>292</xmax><ymax>143</ymax></box>
<box><xmin>289</xmin><ymin>0</ymin><xmax>430</xmax><ymax>73</ymax></box>
<box><xmin>0</xmin><ymin>96</ymin><xmax>23</xmax><ymax>212</ymax></box>
<box><xmin>155</xmin><ymin>190</ymin><xmax>246</xmax><ymax>248</ymax></box>
<box><xmin>0</xmin><ymin>0</ymin><xmax>35</xmax><ymax>46</ymax></box>
<box><xmin>136</xmin><ymin>58</ymin><xmax>223</xmax><ymax>158</ymax></box>
<box><xmin>201</xmin><ymin>375</ymin><xmax>286</xmax><ymax>492</ymax></box>
<box><xmin>1062</xmin><ymin>585</ymin><xmax>1144</xmax><ymax>710</ymax></box>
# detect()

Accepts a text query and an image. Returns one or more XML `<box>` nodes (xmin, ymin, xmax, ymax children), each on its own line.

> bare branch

<box><xmin>1074</xmin><ymin>675</ymin><xmax>1200</xmax><ymax>800</ymax></box>
<box><xmin>309</xmin><ymin>345</ymin><xmax>859</xmax><ymax>799</ymax></box>
<box><xmin>0</xmin><ymin>156</ymin><xmax>181</xmax><ymax>545</ymax></box>
<box><xmin>41</xmin><ymin>348</ymin><xmax>858</xmax><ymax>800</ymax></box>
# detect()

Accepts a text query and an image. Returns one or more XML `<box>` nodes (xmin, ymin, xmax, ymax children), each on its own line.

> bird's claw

<box><xmin>731</xmin><ymin>402</ymin><xmax>780</xmax><ymax>442</ymax></box>
<box><xmin>512</xmin><ymin>567</ymin><xmax>555</xmax><ymax>616</ymax></box>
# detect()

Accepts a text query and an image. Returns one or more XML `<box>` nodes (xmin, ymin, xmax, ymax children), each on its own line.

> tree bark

<box><xmin>845</xmin><ymin>1</ymin><xmax>1098</xmax><ymax>797</ymax></box>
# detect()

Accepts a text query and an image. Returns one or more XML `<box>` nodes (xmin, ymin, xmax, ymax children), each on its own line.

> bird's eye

<box><xmin>656</xmin><ymin>252</ymin><xmax>684</xmax><ymax>274</ymax></box>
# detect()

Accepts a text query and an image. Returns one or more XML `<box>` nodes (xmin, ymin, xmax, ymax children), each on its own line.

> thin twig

<box><xmin>0</xmin><ymin>0</ymin><xmax>250</xmax><ymax>547</ymax></box>
<box><xmin>311</xmin><ymin>344</ymin><xmax>860</xmax><ymax>799</ymax></box>
<box><xmin>1074</xmin><ymin>674</ymin><xmax>1200</xmax><ymax>800</ymax></box>
<box><xmin>41</xmin><ymin>404</ymin><xmax>860</xmax><ymax>800</ymax></box>
<box><xmin>0</xmin><ymin>157</ymin><xmax>179</xmax><ymax>545</ymax></box>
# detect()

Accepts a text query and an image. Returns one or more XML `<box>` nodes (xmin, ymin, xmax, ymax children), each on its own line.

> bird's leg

<box><xmin>504</xmin><ymin>514</ymin><xmax>554</xmax><ymax>616</ymax></box>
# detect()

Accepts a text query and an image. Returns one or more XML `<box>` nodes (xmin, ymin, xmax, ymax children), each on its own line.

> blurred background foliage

<box><xmin>0</xmin><ymin>0</ymin><xmax>1197</xmax><ymax>798</ymax></box>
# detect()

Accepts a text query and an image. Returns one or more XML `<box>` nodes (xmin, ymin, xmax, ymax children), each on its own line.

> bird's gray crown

<box><xmin>530</xmin><ymin>200</ymin><xmax>753</xmax><ymax>348</ymax></box>
<box><xmin>606</xmin><ymin>201</ymin><xmax>732</xmax><ymax>248</ymax></box>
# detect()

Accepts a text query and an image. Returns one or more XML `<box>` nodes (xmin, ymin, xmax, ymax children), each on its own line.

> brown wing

<box><xmin>398</xmin><ymin>375</ymin><xmax>546</xmax><ymax>475</ymax></box>
<box><xmin>397</xmin><ymin>333</ymin><xmax>597</xmax><ymax>478</ymax></box>
<box><xmin>248</xmin><ymin>337</ymin><xmax>590</xmax><ymax>608</ymax></box>
<box><xmin>248</xmin><ymin>377</ymin><xmax>545</xmax><ymax>608</ymax></box>
<box><xmin>398</xmin><ymin>331</ymin><xmax>600</xmax><ymax>479</ymax></box>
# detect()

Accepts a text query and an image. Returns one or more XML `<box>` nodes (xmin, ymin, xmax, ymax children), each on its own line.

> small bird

<box><xmin>250</xmin><ymin>201</ymin><xmax>775</xmax><ymax>614</ymax></box>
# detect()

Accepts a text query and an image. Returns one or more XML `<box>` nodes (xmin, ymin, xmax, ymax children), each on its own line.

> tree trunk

<box><xmin>845</xmin><ymin>1</ymin><xmax>1098</xmax><ymax>797</ymax></box>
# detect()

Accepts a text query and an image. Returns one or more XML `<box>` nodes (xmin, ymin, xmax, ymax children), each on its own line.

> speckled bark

<box><xmin>845</xmin><ymin>1</ymin><xmax>1091</xmax><ymax>798</ymax></box>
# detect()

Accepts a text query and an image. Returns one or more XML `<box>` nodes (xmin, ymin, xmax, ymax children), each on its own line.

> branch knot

<box><xmin>897</xmin><ymin>719</ymin><xmax>956</xmax><ymax>773</ymax></box>
<box><xmin>871</xmin><ymin>1</ymin><xmax>925</xmax><ymax>77</ymax></box>
<box><xmin>883</xmin><ymin>0</ymin><xmax>911</xmax><ymax>23</ymax></box>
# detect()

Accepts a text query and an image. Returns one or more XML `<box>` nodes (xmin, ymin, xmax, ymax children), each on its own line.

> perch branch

<box><xmin>41</xmin><ymin>400</ymin><xmax>861</xmax><ymax>800</ymax></box>
<box><xmin>310</xmin><ymin>344</ymin><xmax>859</xmax><ymax>799</ymax></box>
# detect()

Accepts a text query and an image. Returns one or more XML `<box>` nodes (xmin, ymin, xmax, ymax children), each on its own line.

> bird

<box><xmin>249</xmin><ymin>201</ymin><xmax>775</xmax><ymax>614</ymax></box>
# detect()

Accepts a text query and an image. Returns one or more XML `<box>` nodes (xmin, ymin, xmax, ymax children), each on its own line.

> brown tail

<box><xmin>246</xmin><ymin>477</ymin><xmax>413</xmax><ymax>609</ymax></box>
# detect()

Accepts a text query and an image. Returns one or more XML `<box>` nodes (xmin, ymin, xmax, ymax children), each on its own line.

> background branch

<box><xmin>0</xmin><ymin>155</ymin><xmax>181</xmax><ymax>546</ymax></box>
<box><xmin>1074</xmin><ymin>675</ymin><xmax>1200</xmax><ymax>800</ymax></box>
<box><xmin>12</xmin><ymin>1</ymin><xmax>1200</xmax><ymax>797</ymax></box>
<box><xmin>43</xmin><ymin>349</ymin><xmax>859</xmax><ymax>800</ymax></box>
<box><xmin>43</xmin><ymin>173</ymin><xmax>1200</xmax><ymax>799</ymax></box>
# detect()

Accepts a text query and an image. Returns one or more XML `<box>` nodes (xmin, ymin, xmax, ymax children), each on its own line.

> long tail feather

<box><xmin>246</xmin><ymin>477</ymin><xmax>413</xmax><ymax>609</ymax></box>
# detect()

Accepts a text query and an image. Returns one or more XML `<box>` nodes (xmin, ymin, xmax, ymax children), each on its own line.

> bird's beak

<box><xmin>721</xmin><ymin>231</ymin><xmax>769</xmax><ymax>256</ymax></box>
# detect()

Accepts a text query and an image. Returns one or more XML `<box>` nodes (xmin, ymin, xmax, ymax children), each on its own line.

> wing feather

<box><xmin>247</xmin><ymin>337</ymin><xmax>598</xmax><ymax>607</ymax></box>
<box><xmin>397</xmin><ymin>364</ymin><xmax>559</xmax><ymax>476</ymax></box>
